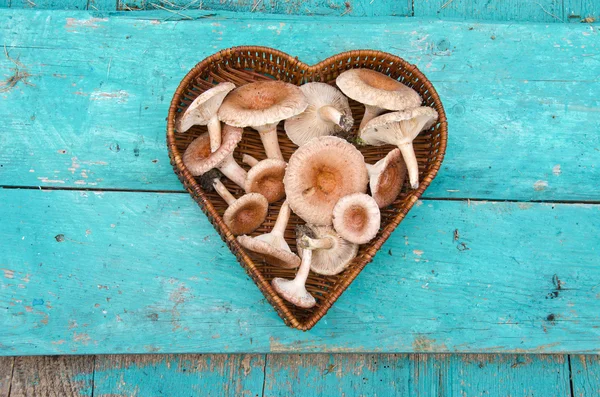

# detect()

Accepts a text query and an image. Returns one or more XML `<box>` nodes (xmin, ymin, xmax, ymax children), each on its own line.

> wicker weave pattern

<box><xmin>167</xmin><ymin>46</ymin><xmax>448</xmax><ymax>331</ymax></box>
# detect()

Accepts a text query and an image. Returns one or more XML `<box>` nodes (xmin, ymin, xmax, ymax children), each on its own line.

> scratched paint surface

<box><xmin>0</xmin><ymin>189</ymin><xmax>599</xmax><ymax>354</ymax></box>
<box><xmin>0</xmin><ymin>0</ymin><xmax>598</xmax><ymax>21</ymax></box>
<box><xmin>0</xmin><ymin>354</ymin><xmax>576</xmax><ymax>396</ymax></box>
<box><xmin>0</xmin><ymin>11</ymin><xmax>598</xmax><ymax>201</ymax></box>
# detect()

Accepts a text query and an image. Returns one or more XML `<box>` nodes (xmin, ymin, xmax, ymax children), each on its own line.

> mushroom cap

<box><xmin>332</xmin><ymin>193</ymin><xmax>381</xmax><ymax>245</ymax></box>
<box><xmin>272</xmin><ymin>277</ymin><xmax>316</xmax><ymax>309</ymax></box>
<box><xmin>218</xmin><ymin>81</ymin><xmax>308</xmax><ymax>128</ymax></box>
<box><xmin>284</xmin><ymin>136</ymin><xmax>369</xmax><ymax>225</ymax></box>
<box><xmin>244</xmin><ymin>159</ymin><xmax>287</xmax><ymax>203</ymax></box>
<box><xmin>360</xmin><ymin>107</ymin><xmax>438</xmax><ymax>146</ymax></box>
<box><xmin>223</xmin><ymin>193</ymin><xmax>268</xmax><ymax>236</ymax></box>
<box><xmin>298</xmin><ymin>225</ymin><xmax>358</xmax><ymax>276</ymax></box>
<box><xmin>237</xmin><ymin>235</ymin><xmax>301</xmax><ymax>269</ymax></box>
<box><xmin>284</xmin><ymin>82</ymin><xmax>353</xmax><ymax>146</ymax></box>
<box><xmin>182</xmin><ymin>124</ymin><xmax>243</xmax><ymax>176</ymax></box>
<box><xmin>336</xmin><ymin>69</ymin><xmax>421</xmax><ymax>111</ymax></box>
<box><xmin>175</xmin><ymin>82</ymin><xmax>236</xmax><ymax>132</ymax></box>
<box><xmin>369</xmin><ymin>149</ymin><xmax>407</xmax><ymax>208</ymax></box>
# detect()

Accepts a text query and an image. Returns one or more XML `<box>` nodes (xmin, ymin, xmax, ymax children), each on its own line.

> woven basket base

<box><xmin>167</xmin><ymin>47</ymin><xmax>447</xmax><ymax>331</ymax></box>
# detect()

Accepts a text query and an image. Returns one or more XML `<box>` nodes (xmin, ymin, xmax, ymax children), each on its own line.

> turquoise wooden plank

<box><xmin>93</xmin><ymin>354</ymin><xmax>266</xmax><ymax>396</ymax></box>
<box><xmin>0</xmin><ymin>11</ymin><xmax>598</xmax><ymax>201</ymax></box>
<box><xmin>565</xmin><ymin>0</ymin><xmax>599</xmax><ymax>21</ymax></box>
<box><xmin>571</xmin><ymin>355</ymin><xmax>600</xmax><ymax>396</ymax></box>
<box><xmin>264</xmin><ymin>354</ymin><xmax>570</xmax><ymax>396</ymax></box>
<box><xmin>119</xmin><ymin>0</ymin><xmax>410</xmax><ymax>16</ymax></box>
<box><xmin>9</xmin><ymin>0</ymin><xmax>87</xmax><ymax>9</ymax></box>
<box><xmin>88</xmin><ymin>0</ymin><xmax>116</xmax><ymax>10</ymax></box>
<box><xmin>1</xmin><ymin>188</ymin><xmax>599</xmax><ymax>354</ymax></box>
<box><xmin>414</xmin><ymin>0</ymin><xmax>564</xmax><ymax>22</ymax></box>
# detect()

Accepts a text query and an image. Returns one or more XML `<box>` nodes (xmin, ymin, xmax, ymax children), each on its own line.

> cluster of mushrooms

<box><xmin>176</xmin><ymin>69</ymin><xmax>438</xmax><ymax>309</ymax></box>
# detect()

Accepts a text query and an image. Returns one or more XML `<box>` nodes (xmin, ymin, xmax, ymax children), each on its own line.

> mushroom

<box><xmin>211</xmin><ymin>178</ymin><xmax>268</xmax><ymax>236</ymax></box>
<box><xmin>236</xmin><ymin>201</ymin><xmax>301</xmax><ymax>269</ymax></box>
<box><xmin>284</xmin><ymin>82</ymin><xmax>354</xmax><ymax>146</ymax></box>
<box><xmin>284</xmin><ymin>136</ymin><xmax>368</xmax><ymax>225</ymax></box>
<box><xmin>183</xmin><ymin>124</ymin><xmax>247</xmax><ymax>188</ymax></box>
<box><xmin>297</xmin><ymin>224</ymin><xmax>358</xmax><ymax>276</ymax></box>
<box><xmin>336</xmin><ymin>69</ymin><xmax>422</xmax><ymax>131</ymax></box>
<box><xmin>218</xmin><ymin>81</ymin><xmax>308</xmax><ymax>160</ymax></box>
<box><xmin>360</xmin><ymin>107</ymin><xmax>438</xmax><ymax>189</ymax></box>
<box><xmin>241</xmin><ymin>154</ymin><xmax>286</xmax><ymax>204</ymax></box>
<box><xmin>175</xmin><ymin>82</ymin><xmax>236</xmax><ymax>152</ymax></box>
<box><xmin>366</xmin><ymin>148</ymin><xmax>407</xmax><ymax>208</ymax></box>
<box><xmin>271</xmin><ymin>241</ymin><xmax>316</xmax><ymax>309</ymax></box>
<box><xmin>332</xmin><ymin>193</ymin><xmax>380</xmax><ymax>245</ymax></box>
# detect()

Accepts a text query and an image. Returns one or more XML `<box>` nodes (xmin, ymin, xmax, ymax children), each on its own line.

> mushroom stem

<box><xmin>207</xmin><ymin>115</ymin><xmax>222</xmax><ymax>153</ymax></box>
<box><xmin>271</xmin><ymin>201</ymin><xmax>291</xmax><ymax>237</ymax></box>
<box><xmin>242</xmin><ymin>154</ymin><xmax>260</xmax><ymax>167</ymax></box>
<box><xmin>365</xmin><ymin>163</ymin><xmax>374</xmax><ymax>173</ymax></box>
<box><xmin>318</xmin><ymin>105</ymin><xmax>353</xmax><ymax>131</ymax></box>
<box><xmin>254</xmin><ymin>123</ymin><xmax>284</xmax><ymax>160</ymax></box>
<box><xmin>398</xmin><ymin>142</ymin><xmax>419</xmax><ymax>189</ymax></box>
<box><xmin>293</xmin><ymin>248</ymin><xmax>312</xmax><ymax>287</ymax></box>
<box><xmin>301</xmin><ymin>235</ymin><xmax>334</xmax><ymax>251</ymax></box>
<box><xmin>212</xmin><ymin>179</ymin><xmax>236</xmax><ymax>206</ymax></box>
<box><xmin>217</xmin><ymin>155</ymin><xmax>247</xmax><ymax>189</ymax></box>
<box><xmin>359</xmin><ymin>104</ymin><xmax>384</xmax><ymax>131</ymax></box>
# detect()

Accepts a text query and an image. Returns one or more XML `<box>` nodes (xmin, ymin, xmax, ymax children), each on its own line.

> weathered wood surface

<box><xmin>0</xmin><ymin>353</ymin><xmax>578</xmax><ymax>396</ymax></box>
<box><xmin>9</xmin><ymin>356</ymin><xmax>95</xmax><ymax>397</ymax></box>
<box><xmin>1</xmin><ymin>188</ymin><xmax>599</xmax><ymax>354</ymax></box>
<box><xmin>1</xmin><ymin>0</ymin><xmax>598</xmax><ymax>21</ymax></box>
<box><xmin>0</xmin><ymin>11</ymin><xmax>599</xmax><ymax>201</ymax></box>
<box><xmin>94</xmin><ymin>354</ymin><xmax>266</xmax><ymax>396</ymax></box>
<box><xmin>571</xmin><ymin>355</ymin><xmax>600</xmax><ymax>397</ymax></box>
<box><xmin>0</xmin><ymin>357</ymin><xmax>13</xmax><ymax>397</ymax></box>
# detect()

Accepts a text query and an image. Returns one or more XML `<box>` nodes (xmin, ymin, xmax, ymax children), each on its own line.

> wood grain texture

<box><xmin>118</xmin><ymin>0</ymin><xmax>411</xmax><ymax>16</ymax></box>
<box><xmin>0</xmin><ymin>10</ymin><xmax>598</xmax><ymax>201</ymax></box>
<box><xmin>571</xmin><ymin>355</ymin><xmax>600</xmax><ymax>396</ymax></box>
<box><xmin>413</xmin><ymin>0</ymin><xmax>565</xmax><ymax>22</ymax></box>
<box><xmin>8</xmin><ymin>0</ymin><xmax>87</xmax><ymax>9</ymax></box>
<box><xmin>88</xmin><ymin>0</ymin><xmax>116</xmax><ymax>10</ymax></box>
<box><xmin>1</xmin><ymin>188</ymin><xmax>599</xmax><ymax>354</ymax></box>
<box><xmin>94</xmin><ymin>354</ymin><xmax>265</xmax><ymax>396</ymax></box>
<box><xmin>0</xmin><ymin>357</ymin><xmax>13</xmax><ymax>397</ymax></box>
<box><xmin>565</xmin><ymin>0</ymin><xmax>599</xmax><ymax>21</ymax></box>
<box><xmin>9</xmin><ymin>356</ymin><xmax>94</xmax><ymax>397</ymax></box>
<box><xmin>264</xmin><ymin>354</ymin><xmax>570</xmax><ymax>396</ymax></box>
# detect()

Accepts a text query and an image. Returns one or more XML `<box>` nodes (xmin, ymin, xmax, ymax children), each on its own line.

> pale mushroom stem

<box><xmin>217</xmin><ymin>155</ymin><xmax>247</xmax><ymax>189</ymax></box>
<box><xmin>292</xmin><ymin>248</ymin><xmax>312</xmax><ymax>287</ymax></box>
<box><xmin>365</xmin><ymin>163</ymin><xmax>374</xmax><ymax>173</ymax></box>
<box><xmin>318</xmin><ymin>105</ymin><xmax>353</xmax><ymax>131</ymax></box>
<box><xmin>398</xmin><ymin>142</ymin><xmax>419</xmax><ymax>189</ymax></box>
<box><xmin>212</xmin><ymin>179</ymin><xmax>236</xmax><ymax>206</ymax></box>
<box><xmin>271</xmin><ymin>202</ymin><xmax>291</xmax><ymax>237</ymax></box>
<box><xmin>254</xmin><ymin>123</ymin><xmax>284</xmax><ymax>161</ymax></box>
<box><xmin>206</xmin><ymin>115</ymin><xmax>222</xmax><ymax>153</ymax></box>
<box><xmin>242</xmin><ymin>154</ymin><xmax>260</xmax><ymax>167</ymax></box>
<box><xmin>302</xmin><ymin>235</ymin><xmax>334</xmax><ymax>250</ymax></box>
<box><xmin>359</xmin><ymin>104</ymin><xmax>385</xmax><ymax>131</ymax></box>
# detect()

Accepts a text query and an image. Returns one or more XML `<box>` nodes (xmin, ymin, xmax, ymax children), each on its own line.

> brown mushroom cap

<box><xmin>336</xmin><ymin>69</ymin><xmax>421</xmax><ymax>111</ymax></box>
<box><xmin>284</xmin><ymin>82</ymin><xmax>353</xmax><ymax>146</ymax></box>
<box><xmin>297</xmin><ymin>224</ymin><xmax>358</xmax><ymax>276</ymax></box>
<box><xmin>368</xmin><ymin>149</ymin><xmax>407</xmax><ymax>208</ymax></box>
<box><xmin>332</xmin><ymin>193</ymin><xmax>381</xmax><ymax>245</ymax></box>
<box><xmin>218</xmin><ymin>81</ymin><xmax>308</xmax><ymax>128</ymax></box>
<box><xmin>284</xmin><ymin>136</ymin><xmax>368</xmax><ymax>225</ymax></box>
<box><xmin>237</xmin><ymin>235</ymin><xmax>301</xmax><ymax>269</ymax></box>
<box><xmin>244</xmin><ymin>159</ymin><xmax>286</xmax><ymax>203</ymax></box>
<box><xmin>223</xmin><ymin>193</ymin><xmax>268</xmax><ymax>236</ymax></box>
<box><xmin>182</xmin><ymin>125</ymin><xmax>243</xmax><ymax>176</ymax></box>
<box><xmin>175</xmin><ymin>82</ymin><xmax>236</xmax><ymax>132</ymax></box>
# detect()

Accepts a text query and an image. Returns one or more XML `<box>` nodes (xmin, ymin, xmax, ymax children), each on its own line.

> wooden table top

<box><xmin>0</xmin><ymin>9</ymin><xmax>599</xmax><ymax>355</ymax></box>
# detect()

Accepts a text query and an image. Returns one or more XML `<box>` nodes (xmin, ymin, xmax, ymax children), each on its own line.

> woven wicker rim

<box><xmin>167</xmin><ymin>46</ymin><xmax>448</xmax><ymax>331</ymax></box>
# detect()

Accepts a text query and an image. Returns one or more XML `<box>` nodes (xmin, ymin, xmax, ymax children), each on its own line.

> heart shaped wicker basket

<box><xmin>167</xmin><ymin>46</ymin><xmax>447</xmax><ymax>331</ymax></box>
